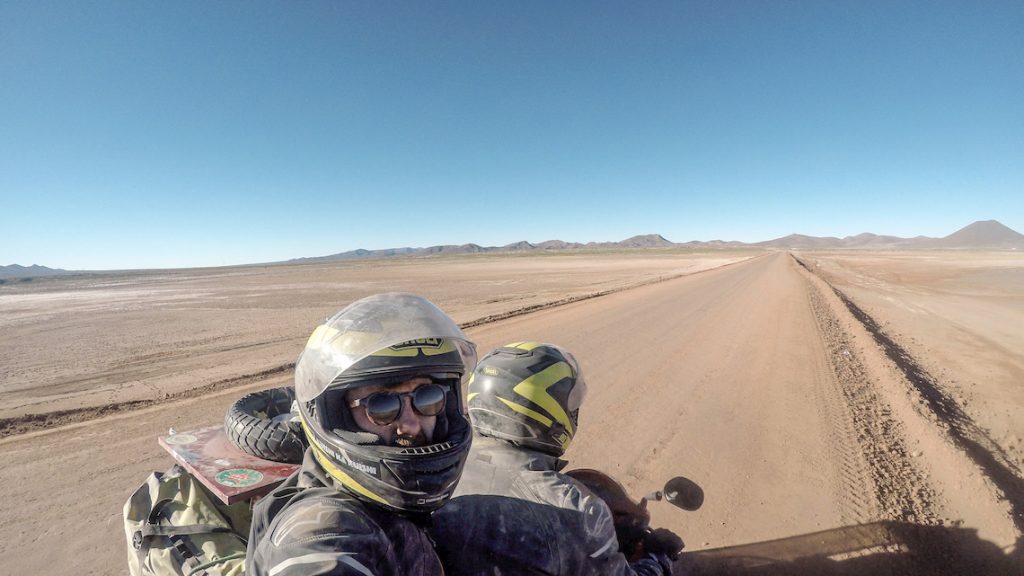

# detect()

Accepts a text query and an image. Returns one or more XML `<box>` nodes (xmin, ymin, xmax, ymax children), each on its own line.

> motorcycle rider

<box><xmin>246</xmin><ymin>293</ymin><xmax>477</xmax><ymax>576</ymax></box>
<box><xmin>431</xmin><ymin>342</ymin><xmax>684</xmax><ymax>575</ymax></box>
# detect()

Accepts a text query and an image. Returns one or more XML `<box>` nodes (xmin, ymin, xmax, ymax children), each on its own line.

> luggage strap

<box><xmin>132</xmin><ymin>497</ymin><xmax>245</xmax><ymax>576</ymax></box>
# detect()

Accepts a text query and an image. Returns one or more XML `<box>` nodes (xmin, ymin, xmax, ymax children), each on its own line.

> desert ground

<box><xmin>799</xmin><ymin>251</ymin><xmax>1024</xmax><ymax>473</ymax></box>
<box><xmin>0</xmin><ymin>252</ymin><xmax>739</xmax><ymax>425</ymax></box>
<box><xmin>0</xmin><ymin>250</ymin><xmax>1021</xmax><ymax>575</ymax></box>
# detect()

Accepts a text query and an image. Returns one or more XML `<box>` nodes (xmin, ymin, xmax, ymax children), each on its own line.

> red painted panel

<box><xmin>160</xmin><ymin>425</ymin><xmax>300</xmax><ymax>504</ymax></box>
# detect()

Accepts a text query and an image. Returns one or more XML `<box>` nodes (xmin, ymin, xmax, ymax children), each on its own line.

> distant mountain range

<box><xmin>288</xmin><ymin>220</ymin><xmax>1023</xmax><ymax>263</ymax></box>
<box><xmin>285</xmin><ymin>233</ymin><xmax>680</xmax><ymax>264</ymax></box>
<box><xmin>0</xmin><ymin>264</ymin><xmax>70</xmax><ymax>280</ymax></box>
<box><xmin>3</xmin><ymin>220</ymin><xmax>1022</xmax><ymax>279</ymax></box>
<box><xmin>752</xmin><ymin>220</ymin><xmax>1024</xmax><ymax>250</ymax></box>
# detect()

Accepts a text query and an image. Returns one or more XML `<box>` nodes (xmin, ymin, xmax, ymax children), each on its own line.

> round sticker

<box><xmin>164</xmin><ymin>434</ymin><xmax>198</xmax><ymax>445</ymax></box>
<box><xmin>216</xmin><ymin>468</ymin><xmax>264</xmax><ymax>488</ymax></box>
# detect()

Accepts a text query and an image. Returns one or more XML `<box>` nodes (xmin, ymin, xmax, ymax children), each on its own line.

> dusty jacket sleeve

<box><xmin>247</xmin><ymin>496</ymin><xmax>390</xmax><ymax>576</ymax></box>
<box><xmin>576</xmin><ymin>488</ymin><xmax>671</xmax><ymax>576</ymax></box>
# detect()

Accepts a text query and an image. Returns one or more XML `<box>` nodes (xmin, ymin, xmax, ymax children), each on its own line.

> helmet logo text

<box><xmin>322</xmin><ymin>443</ymin><xmax>380</xmax><ymax>477</ymax></box>
<box><xmin>344</xmin><ymin>457</ymin><xmax>379</xmax><ymax>477</ymax></box>
<box><xmin>390</xmin><ymin>338</ymin><xmax>443</xmax><ymax>350</ymax></box>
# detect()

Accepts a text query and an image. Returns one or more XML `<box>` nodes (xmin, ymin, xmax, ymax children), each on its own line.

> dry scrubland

<box><xmin>0</xmin><ymin>251</ymin><xmax>750</xmax><ymax>424</ymax></box>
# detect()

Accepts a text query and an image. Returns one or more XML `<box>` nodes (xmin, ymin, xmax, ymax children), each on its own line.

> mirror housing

<box><xmin>663</xmin><ymin>476</ymin><xmax>704</xmax><ymax>511</ymax></box>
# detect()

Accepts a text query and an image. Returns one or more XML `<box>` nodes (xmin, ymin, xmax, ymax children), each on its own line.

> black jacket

<box><xmin>430</xmin><ymin>436</ymin><xmax>672</xmax><ymax>575</ymax></box>
<box><xmin>246</xmin><ymin>449</ymin><xmax>443</xmax><ymax>576</ymax></box>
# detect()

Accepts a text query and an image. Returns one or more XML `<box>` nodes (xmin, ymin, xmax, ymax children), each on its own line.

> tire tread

<box><xmin>224</xmin><ymin>388</ymin><xmax>306</xmax><ymax>463</ymax></box>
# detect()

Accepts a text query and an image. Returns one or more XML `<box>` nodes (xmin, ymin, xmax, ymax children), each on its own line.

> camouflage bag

<box><xmin>124</xmin><ymin>464</ymin><xmax>250</xmax><ymax>576</ymax></box>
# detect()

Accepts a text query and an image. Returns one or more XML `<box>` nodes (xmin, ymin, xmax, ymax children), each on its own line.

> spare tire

<box><xmin>225</xmin><ymin>387</ymin><xmax>306</xmax><ymax>464</ymax></box>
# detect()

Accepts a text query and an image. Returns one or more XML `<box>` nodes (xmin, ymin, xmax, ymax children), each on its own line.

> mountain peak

<box><xmin>618</xmin><ymin>234</ymin><xmax>674</xmax><ymax>248</ymax></box>
<box><xmin>940</xmin><ymin>220</ymin><xmax>1024</xmax><ymax>247</ymax></box>
<box><xmin>0</xmin><ymin>264</ymin><xmax>68</xmax><ymax>279</ymax></box>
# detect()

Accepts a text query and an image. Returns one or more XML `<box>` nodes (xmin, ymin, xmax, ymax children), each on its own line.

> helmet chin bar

<box><xmin>321</xmin><ymin>423</ymin><xmax>469</xmax><ymax>513</ymax></box>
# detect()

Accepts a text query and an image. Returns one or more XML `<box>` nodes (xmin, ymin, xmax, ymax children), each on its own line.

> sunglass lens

<box><xmin>365</xmin><ymin>393</ymin><xmax>402</xmax><ymax>425</ymax></box>
<box><xmin>413</xmin><ymin>383</ymin><xmax>447</xmax><ymax>416</ymax></box>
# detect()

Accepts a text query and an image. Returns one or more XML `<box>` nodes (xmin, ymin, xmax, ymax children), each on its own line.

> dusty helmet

<box><xmin>467</xmin><ymin>342</ymin><xmax>587</xmax><ymax>456</ymax></box>
<box><xmin>294</xmin><ymin>293</ymin><xmax>477</xmax><ymax>514</ymax></box>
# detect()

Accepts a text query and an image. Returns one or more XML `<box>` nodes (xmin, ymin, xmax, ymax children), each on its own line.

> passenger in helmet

<box><xmin>247</xmin><ymin>293</ymin><xmax>476</xmax><ymax>576</ymax></box>
<box><xmin>431</xmin><ymin>342</ymin><xmax>684</xmax><ymax>575</ymax></box>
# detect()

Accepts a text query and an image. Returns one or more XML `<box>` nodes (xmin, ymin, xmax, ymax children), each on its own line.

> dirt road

<box><xmin>1</xmin><ymin>252</ymin><xmax>1018</xmax><ymax>575</ymax></box>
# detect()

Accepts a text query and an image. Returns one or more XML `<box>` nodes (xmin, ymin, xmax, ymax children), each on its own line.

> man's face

<box><xmin>346</xmin><ymin>376</ymin><xmax>438</xmax><ymax>447</ymax></box>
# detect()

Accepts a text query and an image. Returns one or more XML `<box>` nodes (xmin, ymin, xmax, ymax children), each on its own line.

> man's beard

<box><xmin>393</xmin><ymin>432</ymin><xmax>428</xmax><ymax>447</ymax></box>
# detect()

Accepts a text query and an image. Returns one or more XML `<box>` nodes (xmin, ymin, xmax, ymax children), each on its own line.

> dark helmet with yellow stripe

<box><xmin>467</xmin><ymin>342</ymin><xmax>587</xmax><ymax>456</ymax></box>
<box><xmin>294</xmin><ymin>293</ymin><xmax>477</xmax><ymax>514</ymax></box>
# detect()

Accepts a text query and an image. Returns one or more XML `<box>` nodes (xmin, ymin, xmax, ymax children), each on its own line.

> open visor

<box><xmin>295</xmin><ymin>293</ymin><xmax>477</xmax><ymax>403</ymax></box>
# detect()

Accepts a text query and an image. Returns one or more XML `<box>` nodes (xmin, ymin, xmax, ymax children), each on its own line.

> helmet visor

<box><xmin>295</xmin><ymin>293</ymin><xmax>477</xmax><ymax>403</ymax></box>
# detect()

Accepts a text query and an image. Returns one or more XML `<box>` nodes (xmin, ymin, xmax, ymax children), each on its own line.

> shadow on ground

<box><xmin>688</xmin><ymin>521</ymin><xmax>1022</xmax><ymax>576</ymax></box>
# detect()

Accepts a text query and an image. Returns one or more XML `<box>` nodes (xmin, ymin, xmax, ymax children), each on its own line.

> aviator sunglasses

<box><xmin>349</xmin><ymin>382</ymin><xmax>450</xmax><ymax>426</ymax></box>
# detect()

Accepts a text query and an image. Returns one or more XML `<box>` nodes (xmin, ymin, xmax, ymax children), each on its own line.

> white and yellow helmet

<box><xmin>295</xmin><ymin>293</ymin><xmax>477</xmax><ymax>514</ymax></box>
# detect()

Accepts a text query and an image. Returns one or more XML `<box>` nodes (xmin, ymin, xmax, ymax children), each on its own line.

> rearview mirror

<box><xmin>663</xmin><ymin>476</ymin><xmax>704</xmax><ymax>511</ymax></box>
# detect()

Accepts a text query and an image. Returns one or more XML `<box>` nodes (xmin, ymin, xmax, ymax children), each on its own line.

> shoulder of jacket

<box><xmin>267</xmin><ymin>491</ymin><xmax>386</xmax><ymax>547</ymax></box>
<box><xmin>555</xmin><ymin>474</ymin><xmax>618</xmax><ymax>529</ymax></box>
<box><xmin>553</xmin><ymin>471</ymin><xmax>591</xmax><ymax>503</ymax></box>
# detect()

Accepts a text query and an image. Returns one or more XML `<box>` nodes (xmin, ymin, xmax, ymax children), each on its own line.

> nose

<box><xmin>395</xmin><ymin>395</ymin><xmax>422</xmax><ymax>436</ymax></box>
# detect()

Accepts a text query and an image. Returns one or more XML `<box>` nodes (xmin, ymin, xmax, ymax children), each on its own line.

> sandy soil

<box><xmin>0</xmin><ymin>251</ymin><xmax>747</xmax><ymax>425</ymax></box>
<box><xmin>796</xmin><ymin>252</ymin><xmax>1024</xmax><ymax>473</ymax></box>
<box><xmin>0</xmin><ymin>250</ymin><xmax>1021</xmax><ymax>575</ymax></box>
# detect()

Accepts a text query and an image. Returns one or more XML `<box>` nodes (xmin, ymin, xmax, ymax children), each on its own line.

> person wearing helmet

<box><xmin>430</xmin><ymin>342</ymin><xmax>684</xmax><ymax>575</ymax></box>
<box><xmin>246</xmin><ymin>293</ymin><xmax>477</xmax><ymax>576</ymax></box>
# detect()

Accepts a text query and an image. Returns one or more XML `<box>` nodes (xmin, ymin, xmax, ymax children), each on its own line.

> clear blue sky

<box><xmin>2</xmin><ymin>1</ymin><xmax>1021</xmax><ymax>270</ymax></box>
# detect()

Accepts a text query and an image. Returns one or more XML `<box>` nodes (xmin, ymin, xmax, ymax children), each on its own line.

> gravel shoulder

<box><xmin>792</xmin><ymin>253</ymin><xmax>1021</xmax><ymax>568</ymax></box>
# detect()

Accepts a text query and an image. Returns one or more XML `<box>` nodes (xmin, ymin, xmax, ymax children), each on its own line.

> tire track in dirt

<box><xmin>796</xmin><ymin>255</ymin><xmax>940</xmax><ymax>526</ymax></box>
<box><xmin>801</xmin><ymin>295</ymin><xmax>878</xmax><ymax>525</ymax></box>
<box><xmin>0</xmin><ymin>256</ymin><xmax>761</xmax><ymax>438</ymax></box>
<box><xmin>802</xmin><ymin>260</ymin><xmax>1024</xmax><ymax>534</ymax></box>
